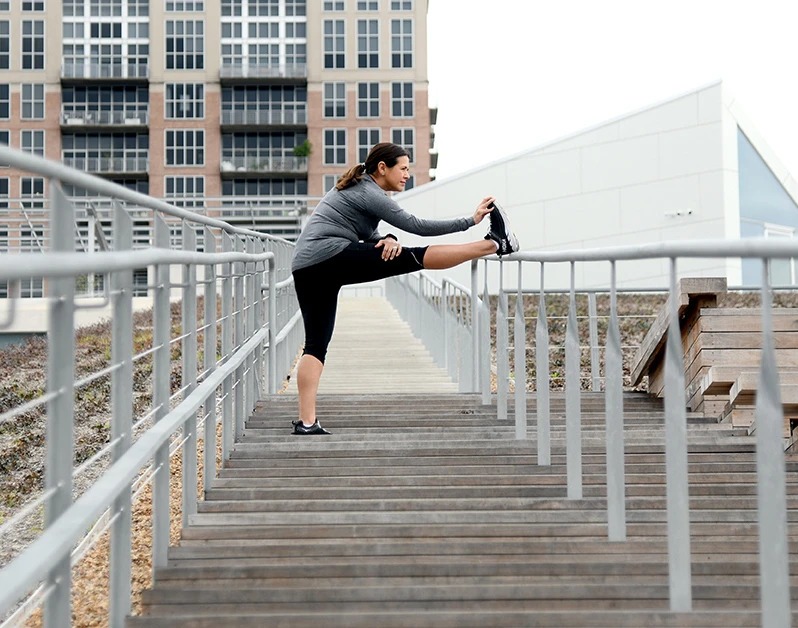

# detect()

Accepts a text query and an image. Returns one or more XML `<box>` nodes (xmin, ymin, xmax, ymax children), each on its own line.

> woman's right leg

<box><xmin>296</xmin><ymin>353</ymin><xmax>324</xmax><ymax>425</ymax></box>
<box><xmin>422</xmin><ymin>239</ymin><xmax>498</xmax><ymax>270</ymax></box>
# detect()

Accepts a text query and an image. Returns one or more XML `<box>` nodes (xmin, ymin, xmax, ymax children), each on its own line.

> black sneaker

<box><xmin>292</xmin><ymin>419</ymin><xmax>331</xmax><ymax>435</ymax></box>
<box><xmin>484</xmin><ymin>200</ymin><xmax>519</xmax><ymax>257</ymax></box>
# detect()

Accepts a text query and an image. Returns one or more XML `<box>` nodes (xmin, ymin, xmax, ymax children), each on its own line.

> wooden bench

<box><xmin>631</xmin><ymin>280</ymin><xmax>798</xmax><ymax>448</ymax></box>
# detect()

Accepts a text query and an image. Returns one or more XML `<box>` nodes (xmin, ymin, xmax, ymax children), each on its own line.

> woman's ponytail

<box><xmin>335</xmin><ymin>142</ymin><xmax>410</xmax><ymax>191</ymax></box>
<box><xmin>335</xmin><ymin>163</ymin><xmax>366</xmax><ymax>190</ymax></box>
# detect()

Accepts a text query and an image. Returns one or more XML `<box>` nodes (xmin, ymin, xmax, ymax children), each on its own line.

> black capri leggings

<box><xmin>293</xmin><ymin>242</ymin><xmax>429</xmax><ymax>364</ymax></box>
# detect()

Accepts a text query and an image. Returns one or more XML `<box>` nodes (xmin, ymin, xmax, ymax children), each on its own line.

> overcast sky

<box><xmin>426</xmin><ymin>0</ymin><xmax>798</xmax><ymax>181</ymax></box>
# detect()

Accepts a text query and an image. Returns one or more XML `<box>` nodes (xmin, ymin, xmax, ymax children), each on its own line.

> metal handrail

<box><xmin>0</xmin><ymin>146</ymin><xmax>303</xmax><ymax>627</ymax></box>
<box><xmin>386</xmin><ymin>240</ymin><xmax>797</xmax><ymax>626</ymax></box>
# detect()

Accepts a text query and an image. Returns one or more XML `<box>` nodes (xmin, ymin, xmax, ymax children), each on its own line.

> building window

<box><xmin>357</xmin><ymin>128</ymin><xmax>380</xmax><ymax>163</ymax></box>
<box><xmin>323</xmin><ymin>0</ymin><xmax>344</xmax><ymax>9</ymax></box>
<box><xmin>21</xmin><ymin>84</ymin><xmax>45</xmax><ymax>120</ymax></box>
<box><xmin>62</xmin><ymin>86</ymin><xmax>148</xmax><ymax>122</ymax></box>
<box><xmin>357</xmin><ymin>19</ymin><xmax>378</xmax><ymax>68</ymax></box>
<box><xmin>357</xmin><ymin>82</ymin><xmax>379</xmax><ymax>118</ymax></box>
<box><xmin>62</xmin><ymin>133</ymin><xmax>149</xmax><ymax>171</ymax></box>
<box><xmin>405</xmin><ymin>174</ymin><xmax>415</xmax><ymax>190</ymax></box>
<box><xmin>0</xmin><ymin>84</ymin><xmax>8</xmax><ymax>118</ymax></box>
<box><xmin>21</xmin><ymin>129</ymin><xmax>44</xmax><ymax>156</ymax></box>
<box><xmin>166</xmin><ymin>20</ymin><xmax>204</xmax><ymax>70</ymax></box>
<box><xmin>391</xmin><ymin>0</ymin><xmax>412</xmax><ymax>8</ymax></box>
<box><xmin>221</xmin><ymin>131</ymin><xmax>305</xmax><ymax>170</ymax></box>
<box><xmin>165</xmin><ymin>175</ymin><xmax>204</xmax><ymax>208</ymax></box>
<box><xmin>22</xmin><ymin>20</ymin><xmax>45</xmax><ymax>70</ymax></box>
<box><xmin>323</xmin><ymin>19</ymin><xmax>344</xmax><ymax>69</ymax></box>
<box><xmin>0</xmin><ymin>21</ymin><xmax>8</xmax><ymax>69</ymax></box>
<box><xmin>323</xmin><ymin>174</ymin><xmax>337</xmax><ymax>193</ymax></box>
<box><xmin>19</xmin><ymin>218</ymin><xmax>43</xmax><ymax>298</ymax></box>
<box><xmin>166</xmin><ymin>0</ymin><xmax>204</xmax><ymax>10</ymax></box>
<box><xmin>21</xmin><ymin>177</ymin><xmax>44</xmax><ymax>208</ymax></box>
<box><xmin>248</xmin><ymin>0</ymin><xmax>278</xmax><ymax>15</ymax></box>
<box><xmin>22</xmin><ymin>0</ymin><xmax>44</xmax><ymax>11</ymax></box>
<box><xmin>391</xmin><ymin>19</ymin><xmax>412</xmax><ymax>68</ymax></box>
<box><xmin>323</xmin><ymin>82</ymin><xmax>346</xmax><ymax>118</ymax></box>
<box><xmin>0</xmin><ymin>2</ymin><xmax>8</xmax><ymax>10</ymax></box>
<box><xmin>391</xmin><ymin>127</ymin><xmax>414</xmax><ymax>163</ymax></box>
<box><xmin>127</xmin><ymin>0</ymin><xmax>147</xmax><ymax>16</ymax></box>
<box><xmin>285</xmin><ymin>0</ymin><xmax>305</xmax><ymax>15</ymax></box>
<box><xmin>165</xmin><ymin>129</ymin><xmax>204</xmax><ymax>166</ymax></box>
<box><xmin>357</xmin><ymin>0</ymin><xmax>378</xmax><ymax>8</ymax></box>
<box><xmin>286</xmin><ymin>22</ymin><xmax>306</xmax><ymax>38</ymax></box>
<box><xmin>286</xmin><ymin>43</ymin><xmax>306</xmax><ymax>67</ymax></box>
<box><xmin>324</xmin><ymin>129</ymin><xmax>346</xmax><ymax>165</ymax></box>
<box><xmin>222</xmin><ymin>177</ymin><xmax>308</xmax><ymax>197</ymax></box>
<box><xmin>391</xmin><ymin>81</ymin><xmax>413</xmax><ymax>118</ymax></box>
<box><xmin>90</xmin><ymin>0</ymin><xmax>123</xmax><ymax>16</ymax></box>
<box><xmin>165</xmin><ymin>83</ymin><xmax>204</xmax><ymax>119</ymax></box>
<box><xmin>222</xmin><ymin>85</ymin><xmax>307</xmax><ymax>125</ymax></box>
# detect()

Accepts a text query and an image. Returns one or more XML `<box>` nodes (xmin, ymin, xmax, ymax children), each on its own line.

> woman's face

<box><xmin>378</xmin><ymin>156</ymin><xmax>411</xmax><ymax>192</ymax></box>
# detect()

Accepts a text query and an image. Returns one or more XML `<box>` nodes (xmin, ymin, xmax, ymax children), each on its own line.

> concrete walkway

<box><xmin>284</xmin><ymin>296</ymin><xmax>458</xmax><ymax>395</ymax></box>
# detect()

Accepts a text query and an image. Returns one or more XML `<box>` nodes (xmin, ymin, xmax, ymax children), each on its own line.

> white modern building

<box><xmin>394</xmin><ymin>80</ymin><xmax>798</xmax><ymax>291</ymax></box>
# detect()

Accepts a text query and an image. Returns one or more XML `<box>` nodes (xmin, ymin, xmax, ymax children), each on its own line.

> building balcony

<box><xmin>62</xmin><ymin>157</ymin><xmax>149</xmax><ymax>174</ymax></box>
<box><xmin>220</xmin><ymin>156</ymin><xmax>308</xmax><ymax>175</ymax></box>
<box><xmin>60</xmin><ymin>110</ymin><xmax>149</xmax><ymax>128</ymax></box>
<box><xmin>429</xmin><ymin>106</ymin><xmax>438</xmax><ymax>126</ymax></box>
<box><xmin>219</xmin><ymin>63</ymin><xmax>307</xmax><ymax>82</ymax></box>
<box><xmin>61</xmin><ymin>63</ymin><xmax>149</xmax><ymax>81</ymax></box>
<box><xmin>430</xmin><ymin>151</ymin><xmax>439</xmax><ymax>170</ymax></box>
<box><xmin>220</xmin><ymin>109</ymin><xmax>308</xmax><ymax>128</ymax></box>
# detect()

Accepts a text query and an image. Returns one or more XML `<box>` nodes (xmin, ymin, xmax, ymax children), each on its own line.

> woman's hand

<box><xmin>375</xmin><ymin>237</ymin><xmax>402</xmax><ymax>261</ymax></box>
<box><xmin>473</xmin><ymin>196</ymin><xmax>496</xmax><ymax>225</ymax></box>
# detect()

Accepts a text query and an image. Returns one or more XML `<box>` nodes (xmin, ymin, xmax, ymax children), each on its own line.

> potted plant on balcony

<box><xmin>293</xmin><ymin>140</ymin><xmax>312</xmax><ymax>158</ymax></box>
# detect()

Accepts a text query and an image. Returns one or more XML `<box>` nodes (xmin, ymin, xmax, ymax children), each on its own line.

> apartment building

<box><xmin>0</xmin><ymin>0</ymin><xmax>436</xmax><ymax>298</ymax></box>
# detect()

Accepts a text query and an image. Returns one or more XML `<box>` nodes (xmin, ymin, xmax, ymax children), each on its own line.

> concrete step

<box><xmin>128</xmin><ymin>610</ymin><xmax>798</xmax><ymax>627</ymax></box>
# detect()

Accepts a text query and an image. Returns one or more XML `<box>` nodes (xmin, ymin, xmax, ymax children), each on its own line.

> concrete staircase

<box><xmin>129</xmin><ymin>392</ymin><xmax>798</xmax><ymax>627</ymax></box>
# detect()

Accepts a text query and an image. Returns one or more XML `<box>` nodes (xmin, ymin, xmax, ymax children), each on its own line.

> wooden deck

<box><xmin>284</xmin><ymin>296</ymin><xmax>458</xmax><ymax>395</ymax></box>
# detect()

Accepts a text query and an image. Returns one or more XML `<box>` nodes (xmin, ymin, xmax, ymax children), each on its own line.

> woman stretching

<box><xmin>291</xmin><ymin>142</ymin><xmax>518</xmax><ymax>434</ymax></box>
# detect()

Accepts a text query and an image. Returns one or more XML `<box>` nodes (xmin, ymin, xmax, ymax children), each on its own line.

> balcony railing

<box><xmin>220</xmin><ymin>109</ymin><xmax>308</xmax><ymax>127</ymax></box>
<box><xmin>61</xmin><ymin>63</ymin><xmax>150</xmax><ymax>80</ymax></box>
<box><xmin>219</xmin><ymin>63</ymin><xmax>308</xmax><ymax>80</ymax></box>
<box><xmin>220</xmin><ymin>156</ymin><xmax>308</xmax><ymax>174</ymax></box>
<box><xmin>60</xmin><ymin>110</ymin><xmax>149</xmax><ymax>127</ymax></box>
<box><xmin>62</xmin><ymin>157</ymin><xmax>149</xmax><ymax>174</ymax></box>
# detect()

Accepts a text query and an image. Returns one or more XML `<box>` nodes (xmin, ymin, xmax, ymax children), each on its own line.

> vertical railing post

<box><xmin>268</xmin><ymin>256</ymin><xmax>277</xmax><ymax>395</ymax></box>
<box><xmin>497</xmin><ymin>263</ymin><xmax>508</xmax><ymax>422</ymax></box>
<box><xmin>755</xmin><ymin>259</ymin><xmax>791</xmax><ymax>628</ymax></box>
<box><xmin>245</xmin><ymin>237</ymin><xmax>256</xmax><ymax>413</ymax></box>
<box><xmin>253</xmin><ymin>238</ymin><xmax>264</xmax><ymax>398</ymax></box>
<box><xmin>481</xmin><ymin>260</ymin><xmax>491</xmax><ymax>406</ymax></box>
<box><xmin>221</xmin><ymin>232</ymin><xmax>233</xmax><ymax>462</ymax></box>
<box><xmin>442</xmin><ymin>281</ymin><xmax>450</xmax><ymax>374</ymax></box>
<box><xmin>536</xmin><ymin>263</ymin><xmax>551</xmax><ymax>466</ymax></box>
<box><xmin>109</xmin><ymin>202</ymin><xmax>133</xmax><ymax>628</ymax></box>
<box><xmin>514</xmin><ymin>262</ymin><xmax>526</xmax><ymax>439</ymax></box>
<box><xmin>234</xmin><ymin>236</ymin><xmax>245</xmax><ymax>442</ymax></box>
<box><xmin>664</xmin><ymin>258</ymin><xmax>692</xmax><ymax>611</ymax></box>
<box><xmin>43</xmin><ymin>183</ymin><xmax>76</xmax><ymax>628</ymax></box>
<box><xmin>181</xmin><ymin>221</ymin><xmax>198</xmax><ymax>525</ymax></box>
<box><xmin>151</xmin><ymin>213</ymin><xmax>171</xmax><ymax>570</ymax></box>
<box><xmin>203</xmin><ymin>227</ymin><xmax>217</xmax><ymax>495</ymax></box>
<box><xmin>470</xmin><ymin>260</ymin><xmax>479</xmax><ymax>393</ymax></box>
<box><xmin>565</xmin><ymin>261</ymin><xmax>583</xmax><ymax>499</ymax></box>
<box><xmin>605</xmin><ymin>261</ymin><xmax>626</xmax><ymax>541</ymax></box>
<box><xmin>588</xmin><ymin>291</ymin><xmax>600</xmax><ymax>391</ymax></box>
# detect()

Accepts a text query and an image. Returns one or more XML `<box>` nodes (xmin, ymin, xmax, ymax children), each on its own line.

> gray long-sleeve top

<box><xmin>291</xmin><ymin>175</ymin><xmax>475</xmax><ymax>272</ymax></box>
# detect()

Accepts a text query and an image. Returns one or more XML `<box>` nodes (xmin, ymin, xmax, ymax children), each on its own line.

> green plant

<box><xmin>293</xmin><ymin>139</ymin><xmax>312</xmax><ymax>158</ymax></box>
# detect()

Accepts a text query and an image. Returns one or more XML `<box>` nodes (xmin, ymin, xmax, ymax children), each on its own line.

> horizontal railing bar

<box><xmin>73</xmin><ymin>362</ymin><xmax>123</xmax><ymax>390</ymax></box>
<box><xmin>0</xmin><ymin>146</ymin><xmax>293</xmax><ymax>244</ymax></box>
<box><xmin>169</xmin><ymin>331</ymin><xmax>192</xmax><ymax>346</ymax></box>
<box><xmin>0</xmin><ymin>325</ymin><xmax>268</xmax><ymax>611</ymax></box>
<box><xmin>0</xmin><ymin>390</ymin><xmax>61</xmax><ymax>426</ymax></box>
<box><xmin>503</xmin><ymin>283</ymin><xmax>798</xmax><ymax>294</ymax></box>
<box><xmin>274</xmin><ymin>309</ymin><xmax>302</xmax><ymax>345</ymax></box>
<box><xmin>490</xmin><ymin>237</ymin><xmax>798</xmax><ymax>264</ymax></box>
<box><xmin>131</xmin><ymin>404</ymin><xmax>164</xmax><ymax>433</ymax></box>
<box><xmin>0</xmin><ymin>249</ymin><xmax>274</xmax><ymax>281</ymax></box>
<box><xmin>72</xmin><ymin>436</ymin><xmax>122</xmax><ymax>480</ymax></box>
<box><xmin>131</xmin><ymin>344</ymin><xmax>163</xmax><ymax>364</ymax></box>
<box><xmin>0</xmin><ymin>487</ymin><xmax>58</xmax><ymax>540</ymax></box>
